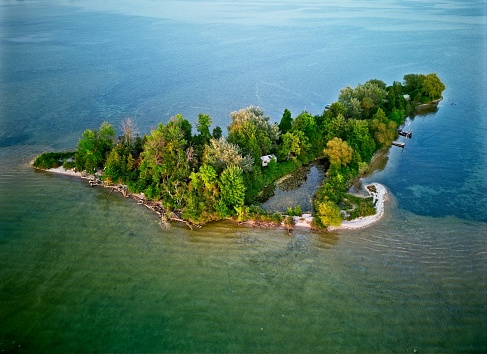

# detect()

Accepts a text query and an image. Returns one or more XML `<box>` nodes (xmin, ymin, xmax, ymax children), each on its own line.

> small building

<box><xmin>261</xmin><ymin>154</ymin><xmax>277</xmax><ymax>167</ymax></box>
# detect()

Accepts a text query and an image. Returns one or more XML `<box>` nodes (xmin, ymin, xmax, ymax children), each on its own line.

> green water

<box><xmin>1</xmin><ymin>0</ymin><xmax>486</xmax><ymax>352</ymax></box>
<box><xmin>0</xmin><ymin>168</ymin><xmax>485</xmax><ymax>352</ymax></box>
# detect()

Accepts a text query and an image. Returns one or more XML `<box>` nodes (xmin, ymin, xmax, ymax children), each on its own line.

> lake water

<box><xmin>0</xmin><ymin>1</ymin><xmax>486</xmax><ymax>352</ymax></box>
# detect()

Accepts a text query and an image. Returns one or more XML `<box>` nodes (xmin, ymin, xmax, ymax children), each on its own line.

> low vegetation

<box><xmin>34</xmin><ymin>74</ymin><xmax>445</xmax><ymax>229</ymax></box>
<box><xmin>33</xmin><ymin>151</ymin><xmax>75</xmax><ymax>170</ymax></box>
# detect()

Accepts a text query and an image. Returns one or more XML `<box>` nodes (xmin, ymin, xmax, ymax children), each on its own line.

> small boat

<box><xmin>398</xmin><ymin>130</ymin><xmax>413</xmax><ymax>138</ymax></box>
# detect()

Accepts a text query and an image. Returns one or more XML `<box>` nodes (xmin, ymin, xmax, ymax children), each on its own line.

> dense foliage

<box><xmin>36</xmin><ymin>73</ymin><xmax>445</xmax><ymax>228</ymax></box>
<box><xmin>33</xmin><ymin>151</ymin><xmax>76</xmax><ymax>169</ymax></box>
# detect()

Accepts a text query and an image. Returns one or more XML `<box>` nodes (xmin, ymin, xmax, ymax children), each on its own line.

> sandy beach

<box><xmin>43</xmin><ymin>165</ymin><xmax>388</xmax><ymax>231</ymax></box>
<box><xmin>291</xmin><ymin>182</ymin><xmax>388</xmax><ymax>231</ymax></box>
<box><xmin>329</xmin><ymin>182</ymin><xmax>388</xmax><ymax>230</ymax></box>
<box><xmin>44</xmin><ymin>166</ymin><xmax>83</xmax><ymax>177</ymax></box>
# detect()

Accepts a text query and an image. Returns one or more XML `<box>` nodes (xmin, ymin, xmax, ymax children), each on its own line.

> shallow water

<box><xmin>0</xmin><ymin>0</ymin><xmax>486</xmax><ymax>352</ymax></box>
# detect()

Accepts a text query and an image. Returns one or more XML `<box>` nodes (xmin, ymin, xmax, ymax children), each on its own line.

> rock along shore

<box><xmin>42</xmin><ymin>166</ymin><xmax>388</xmax><ymax>232</ymax></box>
<box><xmin>328</xmin><ymin>182</ymin><xmax>388</xmax><ymax>230</ymax></box>
<box><xmin>287</xmin><ymin>182</ymin><xmax>388</xmax><ymax>231</ymax></box>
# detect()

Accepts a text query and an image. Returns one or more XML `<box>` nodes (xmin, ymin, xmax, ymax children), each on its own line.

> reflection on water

<box><xmin>0</xmin><ymin>0</ymin><xmax>486</xmax><ymax>352</ymax></box>
<box><xmin>0</xmin><ymin>171</ymin><xmax>485</xmax><ymax>352</ymax></box>
<box><xmin>260</xmin><ymin>160</ymin><xmax>327</xmax><ymax>213</ymax></box>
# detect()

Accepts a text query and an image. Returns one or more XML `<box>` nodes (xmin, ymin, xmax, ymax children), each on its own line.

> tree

<box><xmin>103</xmin><ymin>149</ymin><xmax>122</xmax><ymax>183</ymax></box>
<box><xmin>278</xmin><ymin>131</ymin><xmax>306</xmax><ymax>160</ymax></box>
<box><xmin>315</xmin><ymin>200</ymin><xmax>342</xmax><ymax>228</ymax></box>
<box><xmin>403</xmin><ymin>73</ymin><xmax>424</xmax><ymax>94</ymax></box>
<box><xmin>345</xmin><ymin>119</ymin><xmax>376</xmax><ymax>163</ymax></box>
<box><xmin>422</xmin><ymin>73</ymin><xmax>445</xmax><ymax>100</ymax></box>
<box><xmin>323</xmin><ymin>137</ymin><xmax>353</xmax><ymax>166</ymax></box>
<box><xmin>219</xmin><ymin>165</ymin><xmax>246</xmax><ymax>212</ymax></box>
<box><xmin>290</xmin><ymin>111</ymin><xmax>319</xmax><ymax>158</ymax></box>
<box><xmin>279</xmin><ymin>108</ymin><xmax>293</xmax><ymax>134</ymax></box>
<box><xmin>120</xmin><ymin>117</ymin><xmax>138</xmax><ymax>146</ymax></box>
<box><xmin>292</xmin><ymin>111</ymin><xmax>316</xmax><ymax>140</ymax></box>
<box><xmin>98</xmin><ymin>122</ymin><xmax>116</xmax><ymax>154</ymax></box>
<box><xmin>183</xmin><ymin>164</ymin><xmax>220</xmax><ymax>224</ymax></box>
<box><xmin>196</xmin><ymin>113</ymin><xmax>212</xmax><ymax>142</ymax></box>
<box><xmin>212</xmin><ymin>126</ymin><xmax>222</xmax><ymax>139</ymax></box>
<box><xmin>75</xmin><ymin>122</ymin><xmax>115</xmax><ymax>173</ymax></box>
<box><xmin>138</xmin><ymin>115</ymin><xmax>191</xmax><ymax>209</ymax></box>
<box><xmin>227</xmin><ymin>106</ymin><xmax>280</xmax><ymax>164</ymax></box>
<box><xmin>203</xmin><ymin>137</ymin><xmax>254</xmax><ymax>173</ymax></box>
<box><xmin>323</xmin><ymin>102</ymin><xmax>347</xmax><ymax>119</ymax></box>
<box><xmin>369</xmin><ymin>108</ymin><xmax>397</xmax><ymax>147</ymax></box>
<box><xmin>338</xmin><ymin>81</ymin><xmax>388</xmax><ymax>119</ymax></box>
<box><xmin>322</xmin><ymin>103</ymin><xmax>347</xmax><ymax>142</ymax></box>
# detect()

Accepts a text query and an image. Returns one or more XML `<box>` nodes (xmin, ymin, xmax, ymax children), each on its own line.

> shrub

<box><xmin>286</xmin><ymin>205</ymin><xmax>302</xmax><ymax>216</ymax></box>
<box><xmin>33</xmin><ymin>151</ymin><xmax>75</xmax><ymax>169</ymax></box>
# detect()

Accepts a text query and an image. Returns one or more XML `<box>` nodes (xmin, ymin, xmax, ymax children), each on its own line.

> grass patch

<box><xmin>341</xmin><ymin>193</ymin><xmax>376</xmax><ymax>220</ymax></box>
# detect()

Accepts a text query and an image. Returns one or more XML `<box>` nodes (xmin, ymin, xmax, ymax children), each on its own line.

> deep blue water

<box><xmin>0</xmin><ymin>1</ymin><xmax>485</xmax><ymax>352</ymax></box>
<box><xmin>1</xmin><ymin>0</ymin><xmax>485</xmax><ymax>220</ymax></box>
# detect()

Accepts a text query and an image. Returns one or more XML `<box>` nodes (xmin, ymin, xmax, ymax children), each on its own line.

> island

<box><xmin>33</xmin><ymin>73</ymin><xmax>445</xmax><ymax>231</ymax></box>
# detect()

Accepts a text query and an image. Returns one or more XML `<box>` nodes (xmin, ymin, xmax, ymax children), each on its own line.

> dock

<box><xmin>398</xmin><ymin>130</ymin><xmax>413</xmax><ymax>138</ymax></box>
<box><xmin>392</xmin><ymin>141</ymin><xmax>406</xmax><ymax>148</ymax></box>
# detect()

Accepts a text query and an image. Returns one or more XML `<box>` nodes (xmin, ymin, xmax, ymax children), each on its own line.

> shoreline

<box><xmin>287</xmin><ymin>182</ymin><xmax>388</xmax><ymax>231</ymax></box>
<box><xmin>42</xmin><ymin>166</ymin><xmax>388</xmax><ymax>232</ymax></box>
<box><xmin>328</xmin><ymin>182</ymin><xmax>388</xmax><ymax>230</ymax></box>
<box><xmin>42</xmin><ymin>166</ymin><xmax>83</xmax><ymax>177</ymax></box>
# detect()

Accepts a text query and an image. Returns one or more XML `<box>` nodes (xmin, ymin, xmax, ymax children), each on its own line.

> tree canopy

<box><xmin>323</xmin><ymin>137</ymin><xmax>353</xmax><ymax>166</ymax></box>
<box><xmin>45</xmin><ymin>73</ymin><xmax>445</xmax><ymax>228</ymax></box>
<box><xmin>228</xmin><ymin>106</ymin><xmax>280</xmax><ymax>164</ymax></box>
<box><xmin>75</xmin><ymin>122</ymin><xmax>115</xmax><ymax>173</ymax></box>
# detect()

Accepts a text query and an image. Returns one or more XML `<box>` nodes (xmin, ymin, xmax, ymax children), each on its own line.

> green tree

<box><xmin>183</xmin><ymin>164</ymin><xmax>220</xmax><ymax>224</ymax></box>
<box><xmin>219</xmin><ymin>165</ymin><xmax>246</xmax><ymax>212</ymax></box>
<box><xmin>290</xmin><ymin>111</ymin><xmax>319</xmax><ymax>159</ymax></box>
<box><xmin>323</xmin><ymin>102</ymin><xmax>347</xmax><ymax>119</ymax></box>
<box><xmin>369</xmin><ymin>108</ymin><xmax>397</xmax><ymax>147</ymax></box>
<box><xmin>323</xmin><ymin>113</ymin><xmax>347</xmax><ymax>142</ymax></box>
<box><xmin>403</xmin><ymin>73</ymin><xmax>424</xmax><ymax>94</ymax></box>
<box><xmin>103</xmin><ymin>149</ymin><xmax>122</xmax><ymax>183</ymax></box>
<box><xmin>212</xmin><ymin>126</ymin><xmax>222</xmax><ymax>139</ymax></box>
<box><xmin>75</xmin><ymin>122</ymin><xmax>115</xmax><ymax>173</ymax></box>
<box><xmin>345</xmin><ymin>119</ymin><xmax>376</xmax><ymax>163</ymax></box>
<box><xmin>323</xmin><ymin>137</ymin><xmax>353</xmax><ymax>166</ymax></box>
<box><xmin>98</xmin><ymin>122</ymin><xmax>116</xmax><ymax>155</ymax></box>
<box><xmin>227</xmin><ymin>106</ymin><xmax>280</xmax><ymax>164</ymax></box>
<box><xmin>278</xmin><ymin>131</ymin><xmax>307</xmax><ymax>160</ymax></box>
<box><xmin>279</xmin><ymin>108</ymin><xmax>293</xmax><ymax>134</ymax></box>
<box><xmin>338</xmin><ymin>81</ymin><xmax>388</xmax><ymax>119</ymax></box>
<box><xmin>196</xmin><ymin>113</ymin><xmax>212</xmax><ymax>142</ymax></box>
<box><xmin>292</xmin><ymin>111</ymin><xmax>316</xmax><ymax>140</ymax></box>
<box><xmin>315</xmin><ymin>200</ymin><xmax>342</xmax><ymax>228</ymax></box>
<box><xmin>138</xmin><ymin>115</ymin><xmax>191</xmax><ymax>209</ymax></box>
<box><xmin>422</xmin><ymin>73</ymin><xmax>445</xmax><ymax>100</ymax></box>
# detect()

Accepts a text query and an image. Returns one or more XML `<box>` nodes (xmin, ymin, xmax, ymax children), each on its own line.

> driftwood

<box><xmin>84</xmin><ymin>175</ymin><xmax>197</xmax><ymax>230</ymax></box>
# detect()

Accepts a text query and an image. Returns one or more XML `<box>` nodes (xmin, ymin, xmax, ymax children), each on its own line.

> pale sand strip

<box><xmin>291</xmin><ymin>183</ymin><xmax>388</xmax><ymax>230</ymax></box>
<box><xmin>44</xmin><ymin>166</ymin><xmax>83</xmax><ymax>177</ymax></box>
<box><xmin>42</xmin><ymin>166</ymin><xmax>388</xmax><ymax>231</ymax></box>
<box><xmin>328</xmin><ymin>182</ymin><xmax>388</xmax><ymax>230</ymax></box>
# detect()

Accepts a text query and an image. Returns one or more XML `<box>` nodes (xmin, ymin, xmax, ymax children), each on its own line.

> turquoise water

<box><xmin>1</xmin><ymin>1</ymin><xmax>486</xmax><ymax>352</ymax></box>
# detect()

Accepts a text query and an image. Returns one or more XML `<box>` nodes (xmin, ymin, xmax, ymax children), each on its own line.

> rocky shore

<box><xmin>42</xmin><ymin>166</ymin><xmax>388</xmax><ymax>232</ymax></box>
